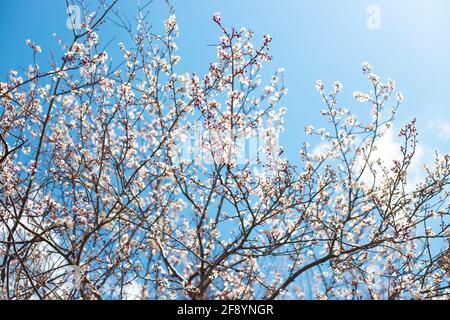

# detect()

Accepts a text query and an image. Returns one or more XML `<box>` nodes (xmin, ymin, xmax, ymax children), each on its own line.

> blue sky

<box><xmin>1</xmin><ymin>0</ymin><xmax>449</xmax><ymax>163</ymax></box>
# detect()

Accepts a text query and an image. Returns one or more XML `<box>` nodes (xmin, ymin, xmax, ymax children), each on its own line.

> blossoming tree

<box><xmin>0</xmin><ymin>1</ymin><xmax>449</xmax><ymax>300</ymax></box>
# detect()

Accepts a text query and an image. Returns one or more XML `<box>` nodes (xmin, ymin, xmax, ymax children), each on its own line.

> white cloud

<box><xmin>311</xmin><ymin>142</ymin><xmax>332</xmax><ymax>160</ymax></box>
<box><xmin>357</xmin><ymin>127</ymin><xmax>424</xmax><ymax>191</ymax></box>
<box><xmin>428</xmin><ymin>119</ymin><xmax>450</xmax><ymax>142</ymax></box>
<box><xmin>310</xmin><ymin>127</ymin><xmax>425</xmax><ymax>191</ymax></box>
<box><xmin>123</xmin><ymin>281</ymin><xmax>144</xmax><ymax>300</ymax></box>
